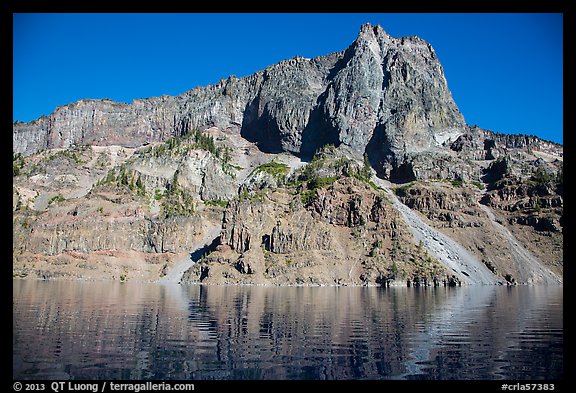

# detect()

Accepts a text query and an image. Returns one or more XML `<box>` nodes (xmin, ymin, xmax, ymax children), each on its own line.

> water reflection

<box><xmin>13</xmin><ymin>281</ymin><xmax>562</xmax><ymax>380</ymax></box>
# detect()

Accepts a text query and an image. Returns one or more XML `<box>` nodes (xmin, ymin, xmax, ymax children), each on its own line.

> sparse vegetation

<box><xmin>470</xmin><ymin>180</ymin><xmax>484</xmax><ymax>190</ymax></box>
<box><xmin>151</xmin><ymin>143</ymin><xmax>168</xmax><ymax>157</ymax></box>
<box><xmin>160</xmin><ymin>174</ymin><xmax>195</xmax><ymax>218</ymax></box>
<box><xmin>300</xmin><ymin>189</ymin><xmax>316</xmax><ymax>205</ymax></box>
<box><xmin>390</xmin><ymin>260</ymin><xmax>399</xmax><ymax>276</ymax></box>
<box><xmin>369</xmin><ymin>240</ymin><xmax>382</xmax><ymax>257</ymax></box>
<box><xmin>308</xmin><ymin>176</ymin><xmax>338</xmax><ymax>190</ymax></box>
<box><xmin>297</xmin><ymin>148</ymin><xmax>354</xmax><ymax>183</ymax></box>
<box><xmin>95</xmin><ymin>153</ymin><xmax>111</xmax><ymax>167</ymax></box>
<box><xmin>222</xmin><ymin>162</ymin><xmax>241</xmax><ymax>179</ymax></box>
<box><xmin>161</xmin><ymin>189</ymin><xmax>195</xmax><ymax>218</ymax></box>
<box><xmin>253</xmin><ymin>161</ymin><xmax>290</xmax><ymax>180</ymax></box>
<box><xmin>46</xmin><ymin>147</ymin><xmax>87</xmax><ymax>165</ymax></box>
<box><xmin>529</xmin><ymin>168</ymin><xmax>553</xmax><ymax>186</ymax></box>
<box><xmin>292</xmin><ymin>149</ymin><xmax>386</xmax><ymax>205</ymax></box>
<box><xmin>298</xmin><ymin>174</ymin><xmax>338</xmax><ymax>206</ymax></box>
<box><xmin>48</xmin><ymin>194</ymin><xmax>65</xmax><ymax>205</ymax></box>
<box><xmin>436</xmin><ymin>178</ymin><xmax>483</xmax><ymax>190</ymax></box>
<box><xmin>13</xmin><ymin>153</ymin><xmax>25</xmax><ymax>177</ymax></box>
<box><xmin>359</xmin><ymin>153</ymin><xmax>371</xmax><ymax>181</ymax></box>
<box><xmin>535</xmin><ymin>198</ymin><xmax>542</xmax><ymax>212</ymax></box>
<box><xmin>97</xmin><ymin>166</ymin><xmax>146</xmax><ymax>197</ymax></box>
<box><xmin>394</xmin><ymin>182</ymin><xmax>415</xmax><ymax>196</ymax></box>
<box><xmin>239</xmin><ymin>187</ymin><xmax>267</xmax><ymax>203</ymax></box>
<box><xmin>145</xmin><ymin>130</ymin><xmax>238</xmax><ymax>179</ymax></box>
<box><xmin>205</xmin><ymin>199</ymin><xmax>228</xmax><ymax>208</ymax></box>
<box><xmin>154</xmin><ymin>189</ymin><xmax>164</xmax><ymax>201</ymax></box>
<box><xmin>131</xmin><ymin>174</ymin><xmax>146</xmax><ymax>196</ymax></box>
<box><xmin>192</xmin><ymin>129</ymin><xmax>218</xmax><ymax>156</ymax></box>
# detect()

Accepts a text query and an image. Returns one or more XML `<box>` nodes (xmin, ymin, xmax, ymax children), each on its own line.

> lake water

<box><xmin>13</xmin><ymin>280</ymin><xmax>563</xmax><ymax>380</ymax></box>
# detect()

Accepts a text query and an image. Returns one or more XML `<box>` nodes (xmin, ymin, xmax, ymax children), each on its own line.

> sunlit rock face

<box><xmin>13</xmin><ymin>24</ymin><xmax>563</xmax><ymax>285</ymax></box>
<box><xmin>14</xmin><ymin>24</ymin><xmax>468</xmax><ymax>179</ymax></box>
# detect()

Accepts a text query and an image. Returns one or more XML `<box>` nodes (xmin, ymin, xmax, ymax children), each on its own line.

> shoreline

<box><xmin>12</xmin><ymin>276</ymin><xmax>556</xmax><ymax>287</ymax></box>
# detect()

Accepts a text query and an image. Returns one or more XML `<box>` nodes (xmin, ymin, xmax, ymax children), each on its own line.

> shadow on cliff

<box><xmin>190</xmin><ymin>235</ymin><xmax>221</xmax><ymax>263</ymax></box>
<box><xmin>240</xmin><ymin>95</ymin><xmax>285</xmax><ymax>154</ymax></box>
<box><xmin>299</xmin><ymin>89</ymin><xmax>342</xmax><ymax>161</ymax></box>
<box><xmin>240</xmin><ymin>45</ymin><xmax>356</xmax><ymax>160</ymax></box>
<box><xmin>365</xmin><ymin>123</ymin><xmax>416</xmax><ymax>183</ymax></box>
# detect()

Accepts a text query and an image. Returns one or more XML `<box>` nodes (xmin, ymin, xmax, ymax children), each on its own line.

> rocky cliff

<box><xmin>14</xmin><ymin>24</ymin><xmax>468</xmax><ymax>179</ymax></box>
<box><xmin>13</xmin><ymin>23</ymin><xmax>563</xmax><ymax>285</ymax></box>
<box><xmin>182</xmin><ymin>162</ymin><xmax>452</xmax><ymax>286</ymax></box>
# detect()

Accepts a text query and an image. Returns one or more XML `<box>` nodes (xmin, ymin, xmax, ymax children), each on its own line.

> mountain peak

<box><xmin>354</xmin><ymin>23</ymin><xmax>393</xmax><ymax>51</ymax></box>
<box><xmin>358</xmin><ymin>22</ymin><xmax>388</xmax><ymax>39</ymax></box>
<box><xmin>11</xmin><ymin>24</ymin><xmax>493</xmax><ymax>180</ymax></box>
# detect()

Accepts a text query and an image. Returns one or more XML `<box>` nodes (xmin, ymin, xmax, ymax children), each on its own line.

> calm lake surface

<box><xmin>13</xmin><ymin>280</ymin><xmax>563</xmax><ymax>380</ymax></box>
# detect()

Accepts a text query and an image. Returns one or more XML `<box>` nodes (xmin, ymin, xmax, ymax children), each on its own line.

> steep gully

<box><xmin>477</xmin><ymin>203</ymin><xmax>561</xmax><ymax>284</ymax></box>
<box><xmin>375</xmin><ymin>176</ymin><xmax>560</xmax><ymax>285</ymax></box>
<box><xmin>158</xmin><ymin>225</ymin><xmax>221</xmax><ymax>284</ymax></box>
<box><xmin>371</xmin><ymin>177</ymin><xmax>500</xmax><ymax>285</ymax></box>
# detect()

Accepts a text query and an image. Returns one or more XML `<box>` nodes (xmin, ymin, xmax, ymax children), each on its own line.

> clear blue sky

<box><xmin>13</xmin><ymin>13</ymin><xmax>563</xmax><ymax>144</ymax></box>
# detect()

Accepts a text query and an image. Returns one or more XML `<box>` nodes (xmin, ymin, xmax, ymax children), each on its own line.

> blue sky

<box><xmin>13</xmin><ymin>13</ymin><xmax>563</xmax><ymax>144</ymax></box>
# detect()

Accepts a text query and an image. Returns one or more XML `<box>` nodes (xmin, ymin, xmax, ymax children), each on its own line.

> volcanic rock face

<box><xmin>12</xmin><ymin>23</ymin><xmax>563</xmax><ymax>285</ymax></box>
<box><xmin>183</xmin><ymin>176</ymin><xmax>450</xmax><ymax>286</ymax></box>
<box><xmin>393</xmin><ymin>179</ymin><xmax>562</xmax><ymax>284</ymax></box>
<box><xmin>15</xmin><ymin>23</ymin><xmax>559</xmax><ymax>183</ymax></box>
<box><xmin>13</xmin><ymin>24</ymin><xmax>465</xmax><ymax>180</ymax></box>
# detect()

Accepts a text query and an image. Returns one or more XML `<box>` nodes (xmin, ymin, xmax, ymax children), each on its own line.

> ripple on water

<box><xmin>13</xmin><ymin>282</ymin><xmax>563</xmax><ymax>380</ymax></box>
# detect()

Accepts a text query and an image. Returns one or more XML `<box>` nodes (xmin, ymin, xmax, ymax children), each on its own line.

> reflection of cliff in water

<box><xmin>185</xmin><ymin>285</ymin><xmax>562</xmax><ymax>380</ymax></box>
<box><xmin>400</xmin><ymin>286</ymin><xmax>563</xmax><ymax>379</ymax></box>
<box><xmin>187</xmin><ymin>285</ymin><xmax>424</xmax><ymax>379</ymax></box>
<box><xmin>13</xmin><ymin>281</ymin><xmax>562</xmax><ymax>380</ymax></box>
